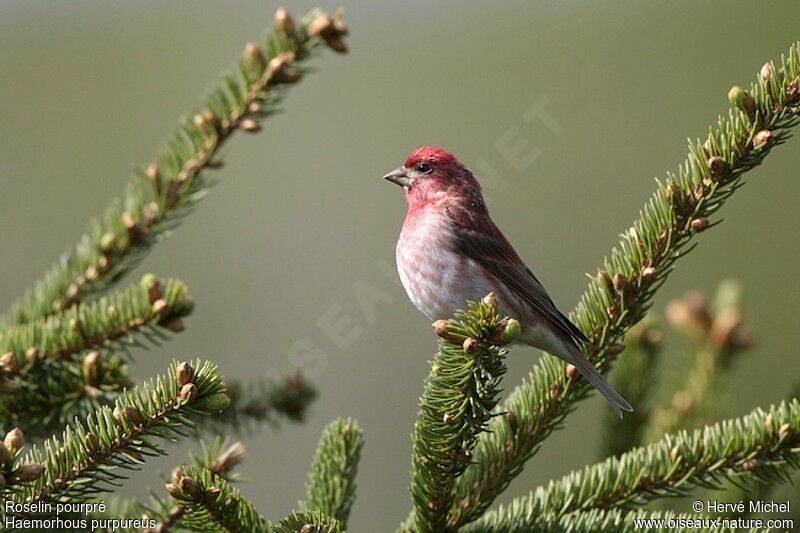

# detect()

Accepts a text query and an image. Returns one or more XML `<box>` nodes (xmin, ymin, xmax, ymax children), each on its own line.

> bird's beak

<box><xmin>383</xmin><ymin>167</ymin><xmax>412</xmax><ymax>187</ymax></box>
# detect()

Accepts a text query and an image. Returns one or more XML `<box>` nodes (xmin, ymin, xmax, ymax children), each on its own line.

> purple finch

<box><xmin>385</xmin><ymin>146</ymin><xmax>632</xmax><ymax>416</ymax></box>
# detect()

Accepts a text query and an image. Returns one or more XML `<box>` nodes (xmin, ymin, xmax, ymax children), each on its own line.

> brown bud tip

<box><xmin>179</xmin><ymin>476</ymin><xmax>200</xmax><ymax>499</ymax></box>
<box><xmin>176</xmin><ymin>362</ymin><xmax>194</xmax><ymax>387</ymax></box>
<box><xmin>83</xmin><ymin>351</ymin><xmax>102</xmax><ymax>382</ymax></box>
<box><xmin>212</xmin><ymin>442</ymin><xmax>246</xmax><ymax>475</ymax></box>
<box><xmin>324</xmin><ymin>36</ymin><xmax>348</xmax><ymax>54</ymax></box>
<box><xmin>170</xmin><ymin>466</ymin><xmax>184</xmax><ymax>485</ymax></box>
<box><xmin>607</xmin><ymin>343</ymin><xmax>625</xmax><ymax>355</ymax></box>
<box><xmin>565</xmin><ymin>364</ymin><xmax>578</xmax><ymax>380</ymax></box>
<box><xmin>753</xmin><ymin>129</ymin><xmax>773</xmax><ymax>147</ymax></box>
<box><xmin>192</xmin><ymin>113</ymin><xmax>207</xmax><ymax>129</ymax></box>
<box><xmin>0</xmin><ymin>352</ymin><xmax>17</xmax><ymax>376</ymax></box>
<box><xmin>432</xmin><ymin>320</ymin><xmax>451</xmax><ymax>337</ymax></box>
<box><xmin>690</xmin><ymin>217</ymin><xmax>709</xmax><ymax>234</ymax></box>
<box><xmin>300</xmin><ymin>524</ymin><xmax>316</xmax><ymax>533</ymax></box>
<box><xmin>597</xmin><ymin>270</ymin><xmax>614</xmax><ymax>293</ymax></box>
<box><xmin>482</xmin><ymin>292</ymin><xmax>499</xmax><ymax>311</ymax></box>
<box><xmin>743</xmin><ymin>458</ymin><xmax>760</xmax><ymax>471</ymax></box>
<box><xmin>164</xmin><ymin>482</ymin><xmax>182</xmax><ymax>498</ymax></box>
<box><xmin>505</xmin><ymin>409</ymin><xmax>518</xmax><ymax>431</ymax></box>
<box><xmin>123</xmin><ymin>405</ymin><xmax>143</xmax><ymax>426</ymax></box>
<box><xmin>707</xmin><ymin>156</ymin><xmax>726</xmax><ymax>177</ymax></box>
<box><xmin>180</xmin><ymin>383</ymin><xmax>197</xmax><ymax>402</ymax></box>
<box><xmin>778</xmin><ymin>423</ymin><xmax>791</xmax><ymax>440</ymax></box>
<box><xmin>247</xmin><ymin>100</ymin><xmax>264</xmax><ymax>114</ymax></box>
<box><xmin>642</xmin><ymin>267</ymin><xmax>657</xmax><ymax>283</ymax></box>
<box><xmin>0</xmin><ymin>442</ymin><xmax>12</xmax><ymax>468</ymax></box>
<box><xmin>14</xmin><ymin>463</ymin><xmax>45</xmax><ymax>482</ymax></box>
<box><xmin>274</xmin><ymin>7</ymin><xmax>296</xmax><ymax>34</ymax></box>
<box><xmin>462</xmin><ymin>337</ymin><xmax>480</xmax><ymax>355</ymax></box>
<box><xmin>84</xmin><ymin>433</ymin><xmax>99</xmax><ymax>452</ymax></box>
<box><xmin>151</xmin><ymin>298</ymin><xmax>168</xmax><ymax>315</ymax></box>
<box><xmin>308</xmin><ymin>12</ymin><xmax>334</xmax><ymax>37</ymax></box>
<box><xmin>612</xmin><ymin>273</ymin><xmax>627</xmax><ymax>293</ymax></box>
<box><xmin>122</xmin><ymin>211</ymin><xmax>136</xmax><ymax>231</ymax></box>
<box><xmin>334</xmin><ymin>14</ymin><xmax>348</xmax><ymax>36</ymax></box>
<box><xmin>243</xmin><ymin>42</ymin><xmax>266</xmax><ymax>70</ymax></box>
<box><xmin>205</xmin><ymin>486</ymin><xmax>222</xmax><ymax>504</ymax></box>
<box><xmin>4</xmin><ymin>428</ymin><xmax>23</xmax><ymax>452</ymax></box>
<box><xmin>760</xmin><ymin>62</ymin><xmax>773</xmax><ymax>82</ymax></box>
<box><xmin>442</xmin><ymin>411</ymin><xmax>452</xmax><ymax>424</ymax></box>
<box><xmin>241</xmin><ymin>118</ymin><xmax>261</xmax><ymax>132</ymax></box>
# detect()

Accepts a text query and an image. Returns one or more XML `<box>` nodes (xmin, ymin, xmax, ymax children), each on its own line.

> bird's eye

<box><xmin>415</xmin><ymin>163</ymin><xmax>432</xmax><ymax>174</ymax></box>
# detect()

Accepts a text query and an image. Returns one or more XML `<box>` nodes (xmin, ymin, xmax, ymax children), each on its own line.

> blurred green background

<box><xmin>1</xmin><ymin>1</ymin><xmax>798</xmax><ymax>530</ymax></box>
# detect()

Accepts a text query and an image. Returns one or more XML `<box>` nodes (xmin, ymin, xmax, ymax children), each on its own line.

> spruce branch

<box><xmin>0</xmin><ymin>276</ymin><xmax>193</xmax><ymax>434</ymax></box>
<box><xmin>302</xmin><ymin>418</ymin><xmax>363</xmax><ymax>527</ymax></box>
<box><xmin>466</xmin><ymin>508</ymin><xmax>738</xmax><ymax>533</ymax></box>
<box><xmin>446</xmin><ymin>42</ymin><xmax>800</xmax><ymax>529</ymax></box>
<box><xmin>144</xmin><ymin>440</ymin><xmax>246</xmax><ymax>532</ymax></box>
<box><xmin>165</xmin><ymin>463</ymin><xmax>270</xmax><ymax>533</ymax></box>
<box><xmin>466</xmin><ymin>400</ymin><xmax>800</xmax><ymax>530</ymax></box>
<box><xmin>5</xmin><ymin>359</ymin><xmax>229</xmax><ymax>508</ymax></box>
<box><xmin>208</xmin><ymin>372</ymin><xmax>318</xmax><ymax>432</ymax></box>
<box><xmin>407</xmin><ymin>295</ymin><xmax>518</xmax><ymax>533</ymax></box>
<box><xmin>2</xmin><ymin>7</ymin><xmax>348</xmax><ymax>326</ymax></box>
<box><xmin>276</xmin><ymin>510</ymin><xmax>343</xmax><ymax>533</ymax></box>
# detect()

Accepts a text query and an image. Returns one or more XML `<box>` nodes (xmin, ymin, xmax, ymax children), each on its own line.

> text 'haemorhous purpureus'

<box><xmin>385</xmin><ymin>146</ymin><xmax>632</xmax><ymax>417</ymax></box>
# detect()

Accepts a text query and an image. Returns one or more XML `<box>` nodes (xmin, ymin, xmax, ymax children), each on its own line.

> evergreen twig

<box><xmin>302</xmin><ymin>418</ymin><xmax>363</xmax><ymax>527</ymax></box>
<box><xmin>5</xmin><ymin>359</ymin><xmax>229</xmax><ymax>508</ymax></box>
<box><xmin>466</xmin><ymin>400</ymin><xmax>800</xmax><ymax>530</ymax></box>
<box><xmin>2</xmin><ymin>7</ymin><xmax>348</xmax><ymax>326</ymax></box>
<box><xmin>408</xmin><ymin>296</ymin><xmax>519</xmax><ymax>532</ymax></box>
<box><xmin>446</xmin><ymin>42</ymin><xmax>800</xmax><ymax>529</ymax></box>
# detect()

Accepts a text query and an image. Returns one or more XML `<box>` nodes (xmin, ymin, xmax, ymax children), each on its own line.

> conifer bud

<box><xmin>179</xmin><ymin>476</ymin><xmax>200</xmax><ymax>499</ymax></box>
<box><xmin>248</xmin><ymin>100</ymin><xmax>264</xmax><ymax>114</ymax></box>
<box><xmin>192</xmin><ymin>113</ymin><xmax>208</xmax><ymax>130</ymax></box>
<box><xmin>151</xmin><ymin>299</ymin><xmax>168</xmax><ymax>315</ymax></box>
<box><xmin>241</xmin><ymin>118</ymin><xmax>261</xmax><ymax>132</ymax></box>
<box><xmin>164</xmin><ymin>482</ymin><xmax>181</xmax><ymax>498</ymax></box>
<box><xmin>211</xmin><ymin>442</ymin><xmax>246</xmax><ymax>475</ymax></box>
<box><xmin>243</xmin><ymin>42</ymin><xmax>266</xmax><ymax>71</ymax></box>
<box><xmin>170</xmin><ymin>466</ymin><xmax>184</xmax><ymax>485</ymax></box>
<box><xmin>707</xmin><ymin>156</ymin><xmax>726</xmax><ymax>178</ymax></box>
<box><xmin>432</xmin><ymin>320</ymin><xmax>464</xmax><ymax>344</ymax></box>
<box><xmin>300</xmin><ymin>524</ymin><xmax>316</xmax><ymax>533</ymax></box>
<box><xmin>760</xmin><ymin>62</ymin><xmax>773</xmax><ymax>82</ymax></box>
<box><xmin>482</xmin><ymin>292</ymin><xmax>499</xmax><ymax>311</ymax></box>
<box><xmin>597</xmin><ymin>270</ymin><xmax>614</xmax><ymax>293</ymax></box>
<box><xmin>612</xmin><ymin>273</ymin><xmax>627</xmax><ymax>293</ymax></box>
<box><xmin>499</xmin><ymin>318</ymin><xmax>521</xmax><ymax>344</ymax></box>
<box><xmin>642</xmin><ymin>267</ymin><xmax>657</xmax><ymax>284</ymax></box>
<box><xmin>462</xmin><ymin>337</ymin><xmax>480</xmax><ymax>355</ymax></box>
<box><xmin>123</xmin><ymin>405</ymin><xmax>143</xmax><ymax>426</ymax></box>
<box><xmin>727</xmin><ymin>86</ymin><xmax>756</xmax><ymax>116</ymax></box>
<box><xmin>146</xmin><ymin>164</ymin><xmax>162</xmax><ymax>191</ymax></box>
<box><xmin>179</xmin><ymin>383</ymin><xmax>197</xmax><ymax>402</ymax></box>
<box><xmin>196</xmin><ymin>392</ymin><xmax>230</xmax><ymax>412</ymax></box>
<box><xmin>4</xmin><ymin>428</ymin><xmax>23</xmax><ymax>452</ymax></box>
<box><xmin>84</xmin><ymin>433</ymin><xmax>99</xmax><ymax>453</ymax></box>
<box><xmin>83</xmin><ymin>351</ymin><xmax>101</xmax><ymax>383</ymax></box>
<box><xmin>0</xmin><ymin>352</ymin><xmax>18</xmax><ymax>375</ymax></box>
<box><xmin>608</xmin><ymin>343</ymin><xmax>625</xmax><ymax>355</ymax></box>
<box><xmin>565</xmin><ymin>364</ymin><xmax>578</xmax><ymax>380</ymax></box>
<box><xmin>308</xmin><ymin>12</ymin><xmax>334</xmax><ymax>37</ymax></box>
<box><xmin>25</xmin><ymin>347</ymin><xmax>39</xmax><ymax>363</ymax></box>
<box><xmin>0</xmin><ymin>442</ymin><xmax>12</xmax><ymax>468</ymax></box>
<box><xmin>14</xmin><ymin>463</ymin><xmax>44</xmax><ymax>482</ymax></box>
<box><xmin>274</xmin><ymin>7</ymin><xmax>295</xmax><ymax>34</ymax></box>
<box><xmin>176</xmin><ymin>362</ymin><xmax>194</xmax><ymax>387</ymax></box>
<box><xmin>690</xmin><ymin>217</ymin><xmax>709</xmax><ymax>233</ymax></box>
<box><xmin>753</xmin><ymin>129</ymin><xmax>773</xmax><ymax>147</ymax></box>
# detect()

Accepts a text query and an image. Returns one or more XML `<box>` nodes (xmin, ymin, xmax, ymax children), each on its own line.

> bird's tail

<box><xmin>560</xmin><ymin>343</ymin><xmax>633</xmax><ymax>418</ymax></box>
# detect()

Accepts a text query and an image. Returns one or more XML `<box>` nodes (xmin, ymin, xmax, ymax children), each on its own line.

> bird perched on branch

<box><xmin>384</xmin><ymin>146</ymin><xmax>632</xmax><ymax>417</ymax></box>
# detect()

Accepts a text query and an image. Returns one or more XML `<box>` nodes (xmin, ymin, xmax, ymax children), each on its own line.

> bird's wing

<box><xmin>446</xmin><ymin>206</ymin><xmax>588</xmax><ymax>344</ymax></box>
